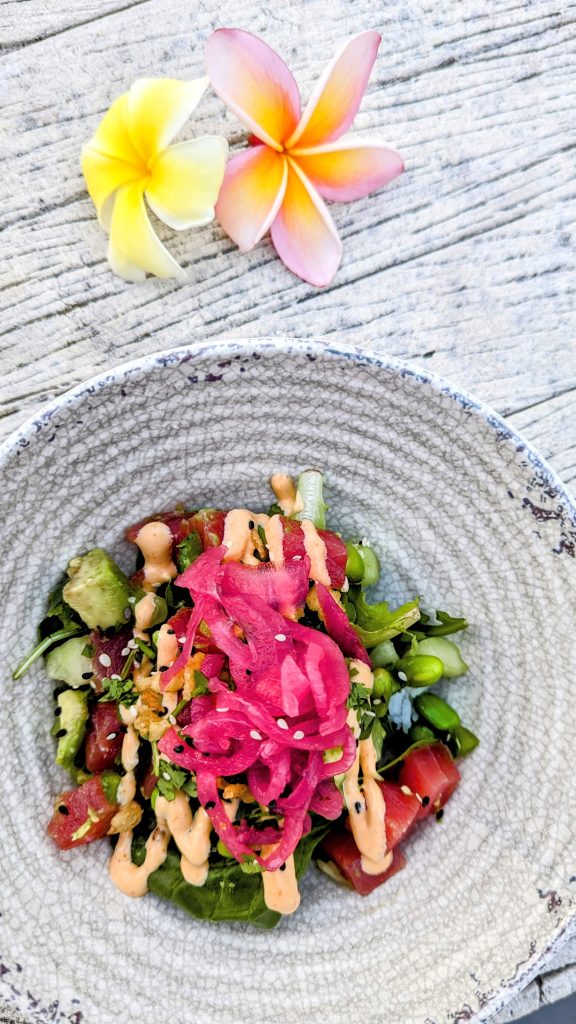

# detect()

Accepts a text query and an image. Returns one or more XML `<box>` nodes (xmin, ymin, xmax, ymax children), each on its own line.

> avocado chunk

<box><xmin>45</xmin><ymin>635</ymin><xmax>93</xmax><ymax>688</ymax></box>
<box><xmin>63</xmin><ymin>548</ymin><xmax>137</xmax><ymax>631</ymax></box>
<box><xmin>53</xmin><ymin>689</ymin><xmax>89</xmax><ymax>771</ymax></box>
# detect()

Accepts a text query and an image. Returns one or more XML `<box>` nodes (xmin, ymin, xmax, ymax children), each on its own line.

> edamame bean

<box><xmin>414</xmin><ymin>693</ymin><xmax>461</xmax><ymax>731</ymax></box>
<box><xmin>345</xmin><ymin>543</ymin><xmax>365</xmax><ymax>583</ymax></box>
<box><xmin>397</xmin><ymin>654</ymin><xmax>444</xmax><ymax>686</ymax></box>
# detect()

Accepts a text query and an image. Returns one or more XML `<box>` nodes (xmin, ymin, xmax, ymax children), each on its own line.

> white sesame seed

<box><xmin>98</xmin><ymin>653</ymin><xmax>112</xmax><ymax>668</ymax></box>
<box><xmin>216</xmin><ymin>707</ymin><xmax>229</xmax><ymax>713</ymax></box>
<box><xmin>398</xmin><ymin>671</ymin><xmax>408</xmax><ymax>682</ymax></box>
<box><xmin>178</xmin><ymin>637</ymin><xmax>187</xmax><ymax>644</ymax></box>
<box><xmin>275</xmin><ymin>633</ymin><xmax>287</xmax><ymax>642</ymax></box>
<box><xmin>364</xmin><ymin>711</ymin><xmax>375</xmax><ymax>718</ymax></box>
<box><xmin>373</xmin><ymin>698</ymin><xmax>382</xmax><ymax>705</ymax></box>
<box><xmin>224</xmin><ymin>540</ymin><xmax>233</xmax><ymax>548</ymax></box>
<box><xmin>293</xmin><ymin>730</ymin><xmax>305</xmax><ymax>740</ymax></box>
<box><xmin>277</xmin><ymin>718</ymin><xmax>288</xmax><ymax>730</ymax></box>
<box><xmin>361</xmin><ymin>537</ymin><xmax>370</xmax><ymax>547</ymax></box>
<box><xmin>123</xmin><ymin>608</ymin><xmax>131</xmax><ymax>620</ymax></box>
<box><xmin>341</xmin><ymin>577</ymin><xmax>350</xmax><ymax>592</ymax></box>
<box><xmin>127</xmin><ymin>638</ymin><xmax>138</xmax><ymax>649</ymax></box>
<box><xmin>162</xmin><ymin>772</ymin><xmax>171</xmax><ymax>781</ymax></box>
<box><xmin>110</xmin><ymin>674</ymin><xmax>122</xmax><ymax>681</ymax></box>
<box><xmin>292</xmin><ymin>555</ymin><xmax>302</xmax><ymax>561</ymax></box>
<box><xmin>400</xmin><ymin>785</ymin><xmax>413</xmax><ymax>796</ymax></box>
<box><xmin>128</xmin><ymin>596</ymin><xmax>137</xmax><ymax>604</ymax></box>
<box><xmin>106</xmin><ymin>732</ymin><xmax>117</xmax><ymax>741</ymax></box>
<box><xmin>129</xmin><ymin>705</ymin><xmax>138</xmax><ymax>718</ymax></box>
<box><xmin>121</xmin><ymin>647</ymin><xmax>131</xmax><ymax>656</ymax></box>
<box><xmin>250</xmin><ymin>730</ymin><xmax>262</xmax><ymax>740</ymax></box>
<box><xmin>168</xmin><ymin>715</ymin><xmax>176</xmax><ymax>725</ymax></box>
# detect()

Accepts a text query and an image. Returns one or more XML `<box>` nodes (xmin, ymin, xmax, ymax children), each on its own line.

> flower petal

<box><xmin>81</xmin><ymin>145</ymin><xmax>143</xmax><ymax>226</ymax></box>
<box><xmin>286</xmin><ymin>32</ymin><xmax>380</xmax><ymax>149</ymax></box>
<box><xmin>108</xmin><ymin>181</ymin><xmax>186</xmax><ymax>282</ymax></box>
<box><xmin>145</xmin><ymin>136</ymin><xmax>229</xmax><ymax>230</ymax></box>
<box><xmin>86</xmin><ymin>93</ymin><xmax>142</xmax><ymax>165</ymax></box>
<box><xmin>216</xmin><ymin>145</ymin><xmax>288</xmax><ymax>252</ymax></box>
<box><xmin>270</xmin><ymin>158</ymin><xmax>341</xmax><ymax>287</ymax></box>
<box><xmin>206</xmin><ymin>29</ymin><xmax>300</xmax><ymax>150</ymax></box>
<box><xmin>126</xmin><ymin>77</ymin><xmax>209</xmax><ymax>161</ymax></box>
<box><xmin>292</xmin><ymin>140</ymin><xmax>403</xmax><ymax>202</ymax></box>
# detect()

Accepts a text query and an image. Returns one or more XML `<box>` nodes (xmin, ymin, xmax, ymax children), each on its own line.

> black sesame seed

<box><xmin>184</xmin><ymin>737</ymin><xmax>195</xmax><ymax>747</ymax></box>
<box><xmin>205</xmin><ymin>801</ymin><xmax>215</xmax><ymax>810</ymax></box>
<box><xmin>436</xmin><ymin>808</ymin><xmax>444</xmax><ymax>821</ymax></box>
<box><xmin>268</xmin><ymin>800</ymin><xmax>277</xmax><ymax>811</ymax></box>
<box><xmin>279</xmin><ymin>863</ymin><xmax>286</xmax><ymax>872</ymax></box>
<box><xmin>81</xmin><ymin>671</ymin><xmax>93</xmax><ymax>680</ymax></box>
<box><xmin>158</xmin><ymin>666</ymin><xmax>169</xmax><ymax>672</ymax></box>
<box><xmin>174</xmin><ymin>744</ymin><xmax>184</xmax><ymax>754</ymax></box>
<box><xmin>248</xmin><ymin>520</ymin><xmax>255</xmax><ymax>530</ymax></box>
<box><xmin>55</xmin><ymin>728</ymin><xmax>67</xmax><ymax>738</ymax></box>
<box><xmin>58</xmin><ymin>805</ymin><xmax>70</xmax><ymax>815</ymax></box>
<box><xmin>245</xmin><ymin>669</ymin><xmax>252</xmax><ymax>676</ymax></box>
<box><xmin>166</xmin><ymin>628</ymin><xmax>175</xmax><ymax>635</ymax></box>
<box><xmin>354</xmin><ymin>800</ymin><xmax>363</xmax><ymax>814</ymax></box>
<box><xmin>202</xmin><ymin>752</ymin><xmax>210</xmax><ymax>758</ymax></box>
<box><xmin>54</xmin><ymin>707</ymin><xmax>61</xmax><ymax>716</ymax></box>
<box><xmin>421</xmin><ymin>795</ymin><xmax>430</xmax><ymax>807</ymax></box>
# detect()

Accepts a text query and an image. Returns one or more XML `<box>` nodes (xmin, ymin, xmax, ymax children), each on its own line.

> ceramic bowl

<box><xmin>1</xmin><ymin>340</ymin><xmax>575</xmax><ymax>1024</ymax></box>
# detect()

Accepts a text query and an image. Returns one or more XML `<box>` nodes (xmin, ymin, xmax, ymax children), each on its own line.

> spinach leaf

<box><xmin>147</xmin><ymin>824</ymin><xmax>329</xmax><ymax>928</ymax></box>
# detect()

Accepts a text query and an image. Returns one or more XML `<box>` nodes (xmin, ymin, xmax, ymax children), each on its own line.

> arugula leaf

<box><xmin>345</xmin><ymin>588</ymin><xmax>420</xmax><ymax>647</ymax></box>
<box><xmin>421</xmin><ymin>610</ymin><xmax>468</xmax><ymax>637</ymax></box>
<box><xmin>12</xmin><ymin>625</ymin><xmax>82</xmax><ymax>681</ymax></box>
<box><xmin>176</xmin><ymin>532</ymin><xmax>203</xmax><ymax>573</ymax></box>
<box><xmin>99</xmin><ymin>676</ymin><xmax>138</xmax><ymax>707</ymax></box>
<box><xmin>267</xmin><ymin>502</ymin><xmax>283</xmax><ymax>517</ymax></box>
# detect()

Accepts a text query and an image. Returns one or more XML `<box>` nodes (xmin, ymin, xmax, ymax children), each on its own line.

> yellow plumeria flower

<box><xmin>82</xmin><ymin>77</ymin><xmax>228</xmax><ymax>281</ymax></box>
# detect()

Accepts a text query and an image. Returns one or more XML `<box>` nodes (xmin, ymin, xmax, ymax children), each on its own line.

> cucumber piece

<box><xmin>416</xmin><ymin>637</ymin><xmax>469</xmax><ymax>678</ymax></box>
<box><xmin>45</xmin><ymin>635</ymin><xmax>93</xmax><ymax>688</ymax></box>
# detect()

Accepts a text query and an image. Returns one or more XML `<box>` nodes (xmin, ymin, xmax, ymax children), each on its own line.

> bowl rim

<box><xmin>1</xmin><ymin>335</ymin><xmax>575</xmax><ymax>1024</ymax></box>
<box><xmin>2</xmin><ymin>338</ymin><xmax>575</xmax><ymax>533</ymax></box>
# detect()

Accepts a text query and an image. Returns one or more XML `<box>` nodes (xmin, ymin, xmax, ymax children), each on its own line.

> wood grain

<box><xmin>0</xmin><ymin>1</ymin><xmax>575</xmax><ymax>1020</ymax></box>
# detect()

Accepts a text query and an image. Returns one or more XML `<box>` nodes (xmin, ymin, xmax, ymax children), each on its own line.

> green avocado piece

<box><xmin>63</xmin><ymin>548</ymin><xmax>137</xmax><ymax>631</ymax></box>
<box><xmin>54</xmin><ymin>689</ymin><xmax>89</xmax><ymax>771</ymax></box>
<box><xmin>45</xmin><ymin>635</ymin><xmax>93</xmax><ymax>688</ymax></box>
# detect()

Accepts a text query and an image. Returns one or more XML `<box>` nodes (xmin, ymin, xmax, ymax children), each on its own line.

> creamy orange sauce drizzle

<box><xmin>157</xmin><ymin>623</ymin><xmax>178</xmax><ymax>672</ymax></box>
<box><xmin>109</xmin><ymin>825</ymin><xmax>170</xmax><ymax>897</ymax></box>
<box><xmin>117</xmin><ymin>711</ymin><xmax>140</xmax><ymax>806</ymax></box>
<box><xmin>270</xmin><ymin>473</ymin><xmax>299</xmax><ymax>515</ymax></box>
<box><xmin>134</xmin><ymin>521</ymin><xmax>177</xmax><ymax>591</ymax></box>
<box><xmin>134</xmin><ymin>592</ymin><xmax>156</xmax><ymax>639</ymax></box>
<box><xmin>265</xmin><ymin>513</ymin><xmax>284</xmax><ymax>565</ymax></box>
<box><xmin>343</xmin><ymin>660</ymin><xmax>390</xmax><ymax>875</ymax></box>
<box><xmin>222</xmin><ymin>509</ymin><xmax>269</xmax><ymax>564</ymax></box>
<box><xmin>301</xmin><ymin>519</ymin><xmax>330</xmax><ymax>586</ymax></box>
<box><xmin>261</xmin><ymin>849</ymin><xmax>300</xmax><ymax>915</ymax></box>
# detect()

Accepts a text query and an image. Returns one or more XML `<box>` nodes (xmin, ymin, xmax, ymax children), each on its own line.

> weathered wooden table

<box><xmin>1</xmin><ymin>1</ymin><xmax>575</xmax><ymax>1020</ymax></box>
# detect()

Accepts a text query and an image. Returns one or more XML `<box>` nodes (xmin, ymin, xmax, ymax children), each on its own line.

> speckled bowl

<box><xmin>1</xmin><ymin>340</ymin><xmax>575</xmax><ymax>1024</ymax></box>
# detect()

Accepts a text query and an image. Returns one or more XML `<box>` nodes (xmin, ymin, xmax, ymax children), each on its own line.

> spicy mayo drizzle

<box><xmin>342</xmin><ymin>660</ymin><xmax>390</xmax><ymax>875</ymax></box>
<box><xmin>134</xmin><ymin>521</ymin><xmax>177</xmax><ymax>591</ymax></box>
<box><xmin>261</xmin><ymin>851</ymin><xmax>300</xmax><ymax>915</ymax></box>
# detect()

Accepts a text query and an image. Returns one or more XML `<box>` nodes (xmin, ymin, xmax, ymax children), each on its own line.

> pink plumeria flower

<box><xmin>206</xmin><ymin>29</ymin><xmax>403</xmax><ymax>287</ymax></box>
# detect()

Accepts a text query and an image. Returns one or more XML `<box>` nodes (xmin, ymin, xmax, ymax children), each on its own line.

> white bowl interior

<box><xmin>0</xmin><ymin>342</ymin><xmax>575</xmax><ymax>1024</ymax></box>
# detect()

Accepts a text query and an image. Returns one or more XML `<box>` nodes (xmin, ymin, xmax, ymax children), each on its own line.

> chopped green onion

<box><xmin>135</xmin><ymin>637</ymin><xmax>155</xmax><ymax>660</ymax></box>
<box><xmin>345</xmin><ymin>543</ymin><xmax>365</xmax><ymax>584</ymax></box>
<box><xmin>357</xmin><ymin>545</ymin><xmax>380</xmax><ymax>588</ymax></box>
<box><xmin>453</xmin><ymin>724</ymin><xmax>480</xmax><ymax>756</ymax></box>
